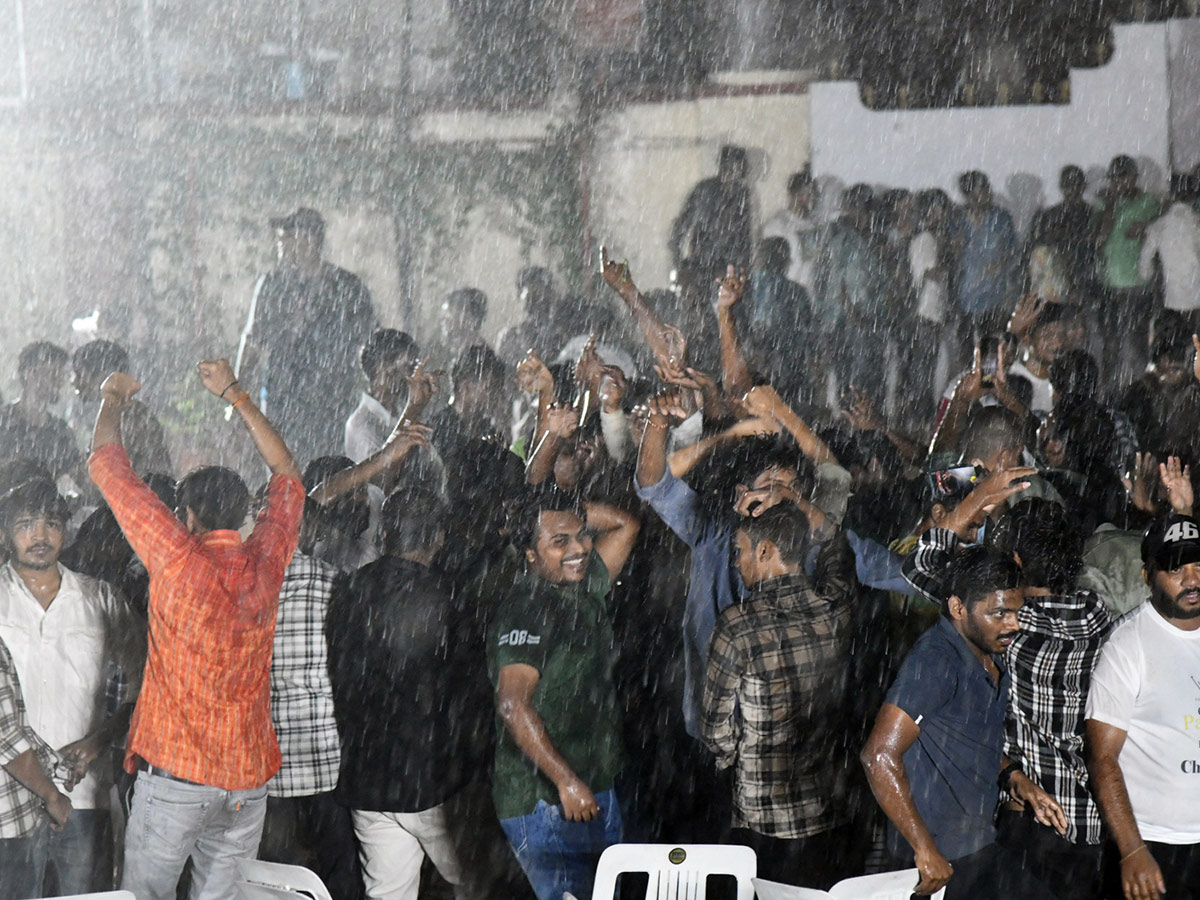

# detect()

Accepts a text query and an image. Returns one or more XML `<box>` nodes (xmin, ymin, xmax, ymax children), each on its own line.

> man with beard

<box><xmin>862</xmin><ymin>546</ymin><xmax>1064</xmax><ymax>899</ymax></box>
<box><xmin>1087</xmin><ymin>513</ymin><xmax>1200</xmax><ymax>900</ymax></box>
<box><xmin>0</xmin><ymin>478</ymin><xmax>136</xmax><ymax>897</ymax></box>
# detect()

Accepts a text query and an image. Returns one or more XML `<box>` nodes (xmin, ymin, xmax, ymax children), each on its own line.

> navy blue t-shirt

<box><xmin>884</xmin><ymin>616</ymin><xmax>1008</xmax><ymax>863</ymax></box>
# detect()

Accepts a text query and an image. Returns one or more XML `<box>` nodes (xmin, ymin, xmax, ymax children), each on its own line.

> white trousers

<box><xmin>352</xmin><ymin>802</ymin><xmax>466</xmax><ymax>900</ymax></box>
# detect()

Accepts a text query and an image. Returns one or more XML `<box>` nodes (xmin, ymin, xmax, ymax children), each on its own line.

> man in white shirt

<box><xmin>344</xmin><ymin>328</ymin><xmax>421</xmax><ymax>464</ymax></box>
<box><xmin>1087</xmin><ymin>512</ymin><xmax>1200</xmax><ymax>900</ymax></box>
<box><xmin>0</xmin><ymin>478</ymin><xmax>136</xmax><ymax>895</ymax></box>
<box><xmin>1139</xmin><ymin>175</ymin><xmax>1200</xmax><ymax>323</ymax></box>
<box><xmin>762</xmin><ymin>169</ymin><xmax>824</xmax><ymax>294</ymax></box>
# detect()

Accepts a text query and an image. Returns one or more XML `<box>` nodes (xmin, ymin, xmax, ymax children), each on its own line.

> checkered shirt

<box><xmin>701</xmin><ymin>533</ymin><xmax>856</xmax><ymax>838</ymax></box>
<box><xmin>903</xmin><ymin>527</ymin><xmax>1113</xmax><ymax>844</ymax></box>
<box><xmin>268</xmin><ymin>552</ymin><xmax>341</xmax><ymax>798</ymax></box>
<box><xmin>0</xmin><ymin>637</ymin><xmax>61</xmax><ymax>838</ymax></box>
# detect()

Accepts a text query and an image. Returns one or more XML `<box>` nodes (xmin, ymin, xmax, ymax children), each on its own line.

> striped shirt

<box><xmin>89</xmin><ymin>443</ymin><xmax>304</xmax><ymax>791</ymax></box>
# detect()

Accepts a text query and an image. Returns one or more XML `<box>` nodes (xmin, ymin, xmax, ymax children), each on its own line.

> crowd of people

<box><xmin>1</xmin><ymin>145</ymin><xmax>1200</xmax><ymax>900</ymax></box>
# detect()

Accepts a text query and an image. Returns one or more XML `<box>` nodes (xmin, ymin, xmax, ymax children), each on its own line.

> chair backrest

<box><xmin>591</xmin><ymin>843</ymin><xmax>757</xmax><ymax>900</ymax></box>
<box><xmin>235</xmin><ymin>883</ymin><xmax>310</xmax><ymax>900</ymax></box>
<box><xmin>828</xmin><ymin>869</ymin><xmax>945</xmax><ymax>900</ymax></box>
<box><xmin>234</xmin><ymin>859</ymin><xmax>334</xmax><ymax>900</ymax></box>
<box><xmin>752</xmin><ymin>876</ymin><xmax>832</xmax><ymax>900</ymax></box>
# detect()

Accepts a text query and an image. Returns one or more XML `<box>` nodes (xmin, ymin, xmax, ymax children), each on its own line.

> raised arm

<box><xmin>1088</xmin><ymin>720</ymin><xmax>1164</xmax><ymax>900</ymax></box>
<box><xmin>585</xmin><ymin>500</ymin><xmax>640</xmax><ymax>582</ymax></box>
<box><xmin>599</xmin><ymin>246</ymin><xmax>681</xmax><ymax>368</ymax></box>
<box><xmin>525</xmin><ymin>405</ymin><xmax>579</xmax><ymax>487</ymax></box>
<box><xmin>634</xmin><ymin>393</ymin><xmax>688</xmax><ymax>489</ymax></box>
<box><xmin>861</xmin><ymin>704</ymin><xmax>953</xmax><ymax>896</ymax></box>
<box><xmin>309</xmin><ymin>422</ymin><xmax>431</xmax><ymax>505</ymax></box>
<box><xmin>716</xmin><ymin>265</ymin><xmax>753</xmax><ymax>399</ymax></box>
<box><xmin>198</xmin><ymin>359</ymin><xmax>301</xmax><ymax>482</ymax></box>
<box><xmin>742</xmin><ymin>384</ymin><xmax>836</xmax><ymax>467</ymax></box>
<box><xmin>668</xmin><ymin>414</ymin><xmax>780</xmax><ymax>479</ymax></box>
<box><xmin>497</xmin><ymin>664</ymin><xmax>598</xmax><ymax>822</ymax></box>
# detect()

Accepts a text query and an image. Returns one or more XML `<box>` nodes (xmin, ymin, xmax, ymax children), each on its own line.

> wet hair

<box><xmin>958</xmin><ymin>406</ymin><xmax>1026</xmax><ymax>465</ymax></box>
<box><xmin>1049</xmin><ymin>350</ymin><xmax>1099</xmax><ymax>402</ymax></box>
<box><xmin>787</xmin><ymin>169</ymin><xmax>814</xmax><ymax>195</ymax></box>
<box><xmin>988</xmin><ymin>499</ymin><xmax>1083</xmax><ymax>594</ymax></box>
<box><xmin>841</xmin><ymin>184</ymin><xmax>875</xmax><ymax>215</ymax></box>
<box><xmin>73</xmin><ymin>340</ymin><xmax>129</xmax><ymax>381</ymax></box>
<box><xmin>1151</xmin><ymin>311</ymin><xmax>1193</xmax><ymax>363</ymax></box>
<box><xmin>719</xmin><ymin>145</ymin><xmax>748</xmax><ymax>169</ymax></box>
<box><xmin>508</xmin><ymin>484</ymin><xmax>584</xmax><ymax>552</ymax></box>
<box><xmin>1108</xmin><ymin>155</ymin><xmax>1137</xmax><ymax>179</ymax></box>
<box><xmin>452</xmin><ymin>344</ymin><xmax>506</xmax><ymax>391</ymax></box>
<box><xmin>0</xmin><ymin>460</ymin><xmax>52</xmax><ymax>496</ymax></box>
<box><xmin>444</xmin><ymin>288</ymin><xmax>488</xmax><ymax>330</ymax></box>
<box><xmin>176</xmin><ymin>466</ymin><xmax>249</xmax><ymax>532</ymax></box>
<box><xmin>18</xmin><ymin>342</ymin><xmax>67</xmax><ymax>378</ymax></box>
<box><xmin>739</xmin><ymin>503</ymin><xmax>811</xmax><ymax>567</ymax></box>
<box><xmin>944</xmin><ymin>544</ymin><xmax>1022</xmax><ymax>615</ymax></box>
<box><xmin>1171</xmin><ymin>172</ymin><xmax>1198</xmax><ymax>203</ymax></box>
<box><xmin>381</xmin><ymin>484</ymin><xmax>449</xmax><ymax>556</ymax></box>
<box><xmin>959</xmin><ymin>170</ymin><xmax>990</xmax><ymax>196</ymax></box>
<box><xmin>0</xmin><ymin>478</ymin><xmax>69</xmax><ymax>533</ymax></box>
<box><xmin>1028</xmin><ymin>303</ymin><xmax>1082</xmax><ymax>337</ymax></box>
<box><xmin>733</xmin><ymin>436</ymin><xmax>812</xmax><ymax>493</ymax></box>
<box><xmin>1060</xmin><ymin>165</ymin><xmax>1085</xmax><ymax>189</ymax></box>
<box><xmin>360</xmin><ymin>329</ymin><xmax>418</xmax><ymax>382</ymax></box>
<box><xmin>756</xmin><ymin>237</ymin><xmax>791</xmax><ymax>275</ymax></box>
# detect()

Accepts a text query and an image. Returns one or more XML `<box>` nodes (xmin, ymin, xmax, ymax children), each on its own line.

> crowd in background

<box><xmin>1</xmin><ymin>144</ymin><xmax>1200</xmax><ymax>900</ymax></box>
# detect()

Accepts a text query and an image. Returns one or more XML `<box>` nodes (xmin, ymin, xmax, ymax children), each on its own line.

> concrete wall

<box><xmin>810</xmin><ymin>23</ymin><xmax>1176</xmax><ymax>231</ymax></box>
<box><xmin>588</xmin><ymin>87</ymin><xmax>811</xmax><ymax>292</ymax></box>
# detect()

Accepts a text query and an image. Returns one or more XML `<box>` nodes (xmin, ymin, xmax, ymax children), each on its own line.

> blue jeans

<box><xmin>500</xmin><ymin>788</ymin><xmax>622</xmax><ymax>900</ymax></box>
<box><xmin>121</xmin><ymin>771</ymin><xmax>268</xmax><ymax>900</ymax></box>
<box><xmin>0</xmin><ymin>809</ymin><xmax>105</xmax><ymax>900</ymax></box>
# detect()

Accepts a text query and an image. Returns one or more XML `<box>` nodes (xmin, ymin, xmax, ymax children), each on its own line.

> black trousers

<box><xmin>996</xmin><ymin>807</ymin><xmax>1102</xmax><ymax>900</ymax></box>
<box><xmin>944</xmin><ymin>841</ymin><xmax>1058</xmax><ymax>900</ymax></box>
<box><xmin>259</xmin><ymin>792</ymin><xmax>363</xmax><ymax>900</ymax></box>
<box><xmin>1103</xmin><ymin>841</ymin><xmax>1200</xmax><ymax>900</ymax></box>
<box><xmin>730</xmin><ymin>823</ymin><xmax>855</xmax><ymax>891</ymax></box>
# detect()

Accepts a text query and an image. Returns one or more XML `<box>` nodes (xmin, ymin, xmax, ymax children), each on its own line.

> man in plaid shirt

<box><xmin>904</xmin><ymin>481</ymin><xmax>1111</xmax><ymax>899</ymax></box>
<box><xmin>701</xmin><ymin>503</ymin><xmax>857</xmax><ymax>890</ymax></box>
<box><xmin>0</xmin><ymin>636</ymin><xmax>72</xmax><ymax>900</ymax></box>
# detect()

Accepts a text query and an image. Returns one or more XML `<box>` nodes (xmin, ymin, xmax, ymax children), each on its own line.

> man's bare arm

<box><xmin>861</xmin><ymin>704</ymin><xmax>953</xmax><ymax>896</ymax></box>
<box><xmin>5</xmin><ymin>750</ymin><xmax>71</xmax><ymax>829</ymax></box>
<box><xmin>585</xmin><ymin>501</ymin><xmax>640</xmax><ymax>582</ymax></box>
<box><xmin>309</xmin><ymin>422</ymin><xmax>431</xmax><ymax>505</ymax></box>
<box><xmin>197</xmin><ymin>360</ymin><xmax>301</xmax><ymax>482</ymax></box>
<box><xmin>1088</xmin><ymin>719</ymin><xmax>1165</xmax><ymax>900</ymax></box>
<box><xmin>497</xmin><ymin>664</ymin><xmax>598</xmax><ymax>822</ymax></box>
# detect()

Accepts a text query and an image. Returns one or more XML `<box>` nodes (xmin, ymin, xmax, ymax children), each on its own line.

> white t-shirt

<box><xmin>1087</xmin><ymin>601</ymin><xmax>1200</xmax><ymax>844</ymax></box>
<box><xmin>909</xmin><ymin>231</ymin><xmax>945</xmax><ymax>323</ymax></box>
<box><xmin>1007</xmin><ymin>359</ymin><xmax>1054</xmax><ymax>414</ymax></box>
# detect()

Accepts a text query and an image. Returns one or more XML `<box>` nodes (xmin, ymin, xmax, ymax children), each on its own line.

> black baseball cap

<box><xmin>1142</xmin><ymin>514</ymin><xmax>1200</xmax><ymax>570</ymax></box>
<box><xmin>269</xmin><ymin>207</ymin><xmax>325</xmax><ymax>236</ymax></box>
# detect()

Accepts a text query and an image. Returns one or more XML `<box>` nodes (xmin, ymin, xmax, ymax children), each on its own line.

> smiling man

<box><xmin>1087</xmin><ymin>513</ymin><xmax>1200</xmax><ymax>900</ymax></box>
<box><xmin>862</xmin><ymin>546</ymin><xmax>1063</xmax><ymax>900</ymax></box>
<box><xmin>488</xmin><ymin>487</ymin><xmax>639</xmax><ymax>900</ymax></box>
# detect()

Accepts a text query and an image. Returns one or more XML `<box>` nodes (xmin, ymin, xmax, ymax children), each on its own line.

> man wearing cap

<box><xmin>238</xmin><ymin>207</ymin><xmax>378</xmax><ymax>464</ymax></box>
<box><xmin>1087</xmin><ymin>511</ymin><xmax>1200</xmax><ymax>900</ymax></box>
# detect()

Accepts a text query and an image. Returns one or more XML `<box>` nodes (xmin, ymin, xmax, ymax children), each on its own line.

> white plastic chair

<box><xmin>236</xmin><ymin>883</ymin><xmax>310</xmax><ymax>900</ymax></box>
<box><xmin>234</xmin><ymin>859</ymin><xmax>333</xmax><ymax>900</ymax></box>
<box><xmin>830</xmin><ymin>869</ymin><xmax>945</xmax><ymax>900</ymax></box>
<box><xmin>43</xmin><ymin>894</ymin><xmax>137</xmax><ymax>900</ymax></box>
<box><xmin>591</xmin><ymin>843</ymin><xmax>757</xmax><ymax>900</ymax></box>
<box><xmin>754</xmin><ymin>870</ymin><xmax>945</xmax><ymax>900</ymax></box>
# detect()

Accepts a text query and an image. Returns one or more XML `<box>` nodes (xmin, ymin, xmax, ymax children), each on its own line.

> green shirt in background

<box><xmin>1099</xmin><ymin>193</ymin><xmax>1161</xmax><ymax>290</ymax></box>
<box><xmin>487</xmin><ymin>552</ymin><xmax>623</xmax><ymax>820</ymax></box>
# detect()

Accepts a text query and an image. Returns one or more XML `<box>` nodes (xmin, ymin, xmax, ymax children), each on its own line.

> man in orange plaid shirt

<box><xmin>88</xmin><ymin>360</ymin><xmax>304</xmax><ymax>900</ymax></box>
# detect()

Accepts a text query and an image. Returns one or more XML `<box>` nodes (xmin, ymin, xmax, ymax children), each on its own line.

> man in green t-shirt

<box><xmin>1094</xmin><ymin>154</ymin><xmax>1162</xmax><ymax>388</ymax></box>
<box><xmin>489</xmin><ymin>487</ymin><xmax>639</xmax><ymax>900</ymax></box>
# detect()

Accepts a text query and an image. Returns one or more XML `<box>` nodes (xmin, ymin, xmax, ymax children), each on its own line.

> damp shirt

<box><xmin>885</xmin><ymin>616</ymin><xmax>1009</xmax><ymax>862</ymax></box>
<box><xmin>488</xmin><ymin>553</ymin><xmax>623</xmax><ymax>820</ymax></box>
<box><xmin>1086</xmin><ymin>601</ymin><xmax>1200</xmax><ymax>844</ymax></box>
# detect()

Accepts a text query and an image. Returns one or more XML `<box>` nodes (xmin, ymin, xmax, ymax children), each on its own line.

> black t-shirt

<box><xmin>326</xmin><ymin>557</ymin><xmax>492</xmax><ymax>812</ymax></box>
<box><xmin>0</xmin><ymin>403</ymin><xmax>80</xmax><ymax>481</ymax></box>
